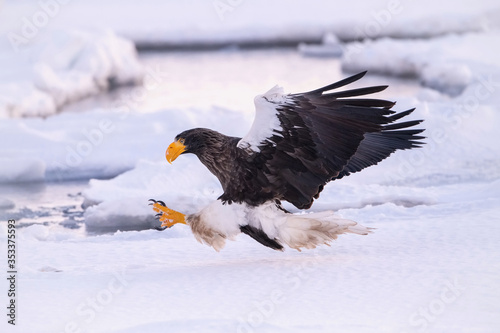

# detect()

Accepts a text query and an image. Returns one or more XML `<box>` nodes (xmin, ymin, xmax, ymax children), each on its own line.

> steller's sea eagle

<box><xmin>150</xmin><ymin>71</ymin><xmax>424</xmax><ymax>251</ymax></box>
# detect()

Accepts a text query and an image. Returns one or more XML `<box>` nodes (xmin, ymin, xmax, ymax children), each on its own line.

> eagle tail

<box><xmin>276</xmin><ymin>211</ymin><xmax>372</xmax><ymax>251</ymax></box>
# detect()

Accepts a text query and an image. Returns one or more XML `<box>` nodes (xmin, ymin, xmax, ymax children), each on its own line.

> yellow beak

<box><xmin>165</xmin><ymin>140</ymin><xmax>186</xmax><ymax>164</ymax></box>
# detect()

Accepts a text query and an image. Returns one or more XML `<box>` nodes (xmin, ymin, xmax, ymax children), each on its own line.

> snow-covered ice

<box><xmin>0</xmin><ymin>106</ymin><xmax>247</xmax><ymax>183</ymax></box>
<box><xmin>1</xmin><ymin>0</ymin><xmax>500</xmax><ymax>332</ymax></box>
<box><xmin>298</xmin><ymin>33</ymin><xmax>343</xmax><ymax>58</ymax></box>
<box><xmin>0</xmin><ymin>29</ymin><xmax>143</xmax><ymax>117</ymax></box>
<box><xmin>342</xmin><ymin>31</ymin><xmax>500</xmax><ymax>96</ymax></box>
<box><xmin>1</xmin><ymin>179</ymin><xmax>499</xmax><ymax>333</ymax></box>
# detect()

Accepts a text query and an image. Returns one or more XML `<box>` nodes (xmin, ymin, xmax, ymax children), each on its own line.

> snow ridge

<box><xmin>0</xmin><ymin>30</ymin><xmax>144</xmax><ymax>117</ymax></box>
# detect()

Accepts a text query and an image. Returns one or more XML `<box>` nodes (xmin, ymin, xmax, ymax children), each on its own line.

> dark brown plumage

<box><xmin>173</xmin><ymin>72</ymin><xmax>424</xmax><ymax>210</ymax></box>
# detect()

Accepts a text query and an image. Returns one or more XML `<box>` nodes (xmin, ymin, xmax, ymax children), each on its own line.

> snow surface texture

<box><xmin>1</xmin><ymin>180</ymin><xmax>499</xmax><ymax>333</ymax></box>
<box><xmin>1</xmin><ymin>1</ymin><xmax>500</xmax><ymax>332</ymax></box>
<box><xmin>0</xmin><ymin>106</ymin><xmax>250</xmax><ymax>184</ymax></box>
<box><xmin>237</xmin><ymin>85</ymin><xmax>286</xmax><ymax>152</ymax></box>
<box><xmin>0</xmin><ymin>29</ymin><xmax>143</xmax><ymax>117</ymax></box>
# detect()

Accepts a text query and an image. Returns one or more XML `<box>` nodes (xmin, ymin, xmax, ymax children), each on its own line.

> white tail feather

<box><xmin>276</xmin><ymin>211</ymin><xmax>371</xmax><ymax>251</ymax></box>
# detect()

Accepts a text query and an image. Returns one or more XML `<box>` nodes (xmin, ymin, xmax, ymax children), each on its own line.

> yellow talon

<box><xmin>152</xmin><ymin>202</ymin><xmax>187</xmax><ymax>228</ymax></box>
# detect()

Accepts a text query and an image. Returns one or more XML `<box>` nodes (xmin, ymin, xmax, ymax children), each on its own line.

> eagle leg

<box><xmin>150</xmin><ymin>200</ymin><xmax>187</xmax><ymax>228</ymax></box>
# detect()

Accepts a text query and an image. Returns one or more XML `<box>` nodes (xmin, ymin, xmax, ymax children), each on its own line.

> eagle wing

<box><xmin>236</xmin><ymin>71</ymin><xmax>424</xmax><ymax>209</ymax></box>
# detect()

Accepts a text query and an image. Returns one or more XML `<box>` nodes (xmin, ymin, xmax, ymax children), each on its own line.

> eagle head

<box><xmin>166</xmin><ymin>128</ymin><xmax>219</xmax><ymax>163</ymax></box>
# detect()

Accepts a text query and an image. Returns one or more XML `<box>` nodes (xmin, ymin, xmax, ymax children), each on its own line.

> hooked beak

<box><xmin>165</xmin><ymin>140</ymin><xmax>186</xmax><ymax>164</ymax></box>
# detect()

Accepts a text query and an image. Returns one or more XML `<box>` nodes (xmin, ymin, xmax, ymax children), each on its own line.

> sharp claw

<box><xmin>148</xmin><ymin>199</ymin><xmax>157</xmax><ymax>205</ymax></box>
<box><xmin>157</xmin><ymin>200</ymin><xmax>166</xmax><ymax>206</ymax></box>
<box><xmin>155</xmin><ymin>213</ymin><xmax>162</xmax><ymax>219</ymax></box>
<box><xmin>155</xmin><ymin>226</ymin><xmax>169</xmax><ymax>231</ymax></box>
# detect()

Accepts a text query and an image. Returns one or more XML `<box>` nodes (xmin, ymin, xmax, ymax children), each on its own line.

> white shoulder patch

<box><xmin>237</xmin><ymin>85</ymin><xmax>289</xmax><ymax>152</ymax></box>
<box><xmin>262</xmin><ymin>85</ymin><xmax>287</xmax><ymax>103</ymax></box>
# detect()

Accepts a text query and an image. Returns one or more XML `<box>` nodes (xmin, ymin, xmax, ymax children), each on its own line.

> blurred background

<box><xmin>1</xmin><ymin>0</ymin><xmax>499</xmax><ymax>231</ymax></box>
<box><xmin>1</xmin><ymin>1</ymin><xmax>500</xmax><ymax>332</ymax></box>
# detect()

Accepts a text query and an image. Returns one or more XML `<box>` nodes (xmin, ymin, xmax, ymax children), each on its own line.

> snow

<box><xmin>4</xmin><ymin>45</ymin><xmax>493</xmax><ymax>330</ymax></box>
<box><xmin>298</xmin><ymin>33</ymin><xmax>343</xmax><ymax>58</ymax></box>
<box><xmin>0</xmin><ymin>106</ymin><xmax>250</xmax><ymax>183</ymax></box>
<box><xmin>0</xmin><ymin>157</ymin><xmax>45</xmax><ymax>183</ymax></box>
<box><xmin>79</xmin><ymin>89</ymin><xmax>500</xmax><ymax>234</ymax></box>
<box><xmin>342</xmin><ymin>31</ymin><xmax>500</xmax><ymax>96</ymax></box>
<box><xmin>0</xmin><ymin>29</ymin><xmax>143</xmax><ymax>117</ymax></box>
<box><xmin>179</xmin><ymin>199</ymin><xmax>370</xmax><ymax>252</ymax></box>
<box><xmin>1</xmin><ymin>0</ymin><xmax>500</xmax><ymax>332</ymax></box>
<box><xmin>0</xmin><ymin>197</ymin><xmax>15</xmax><ymax>210</ymax></box>
<box><xmin>1</xmin><ymin>182</ymin><xmax>500</xmax><ymax>332</ymax></box>
<box><xmin>0</xmin><ymin>0</ymin><xmax>498</xmax><ymax>46</ymax></box>
<box><xmin>1</xmin><ymin>0</ymin><xmax>497</xmax><ymax>116</ymax></box>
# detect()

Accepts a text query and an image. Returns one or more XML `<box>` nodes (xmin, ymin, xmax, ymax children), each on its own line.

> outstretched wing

<box><xmin>237</xmin><ymin>71</ymin><xmax>424</xmax><ymax>209</ymax></box>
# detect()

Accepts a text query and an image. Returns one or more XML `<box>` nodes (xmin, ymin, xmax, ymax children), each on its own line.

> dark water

<box><xmin>0</xmin><ymin>181</ymin><xmax>86</xmax><ymax>233</ymax></box>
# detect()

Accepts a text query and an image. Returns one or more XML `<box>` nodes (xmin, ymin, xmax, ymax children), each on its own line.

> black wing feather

<box><xmin>300</xmin><ymin>71</ymin><xmax>368</xmax><ymax>94</ymax></box>
<box><xmin>320</xmin><ymin>85</ymin><xmax>389</xmax><ymax>99</ymax></box>
<box><xmin>248</xmin><ymin>71</ymin><xmax>425</xmax><ymax>209</ymax></box>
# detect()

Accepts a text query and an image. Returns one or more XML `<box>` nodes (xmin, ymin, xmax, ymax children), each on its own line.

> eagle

<box><xmin>150</xmin><ymin>71</ymin><xmax>424</xmax><ymax>251</ymax></box>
